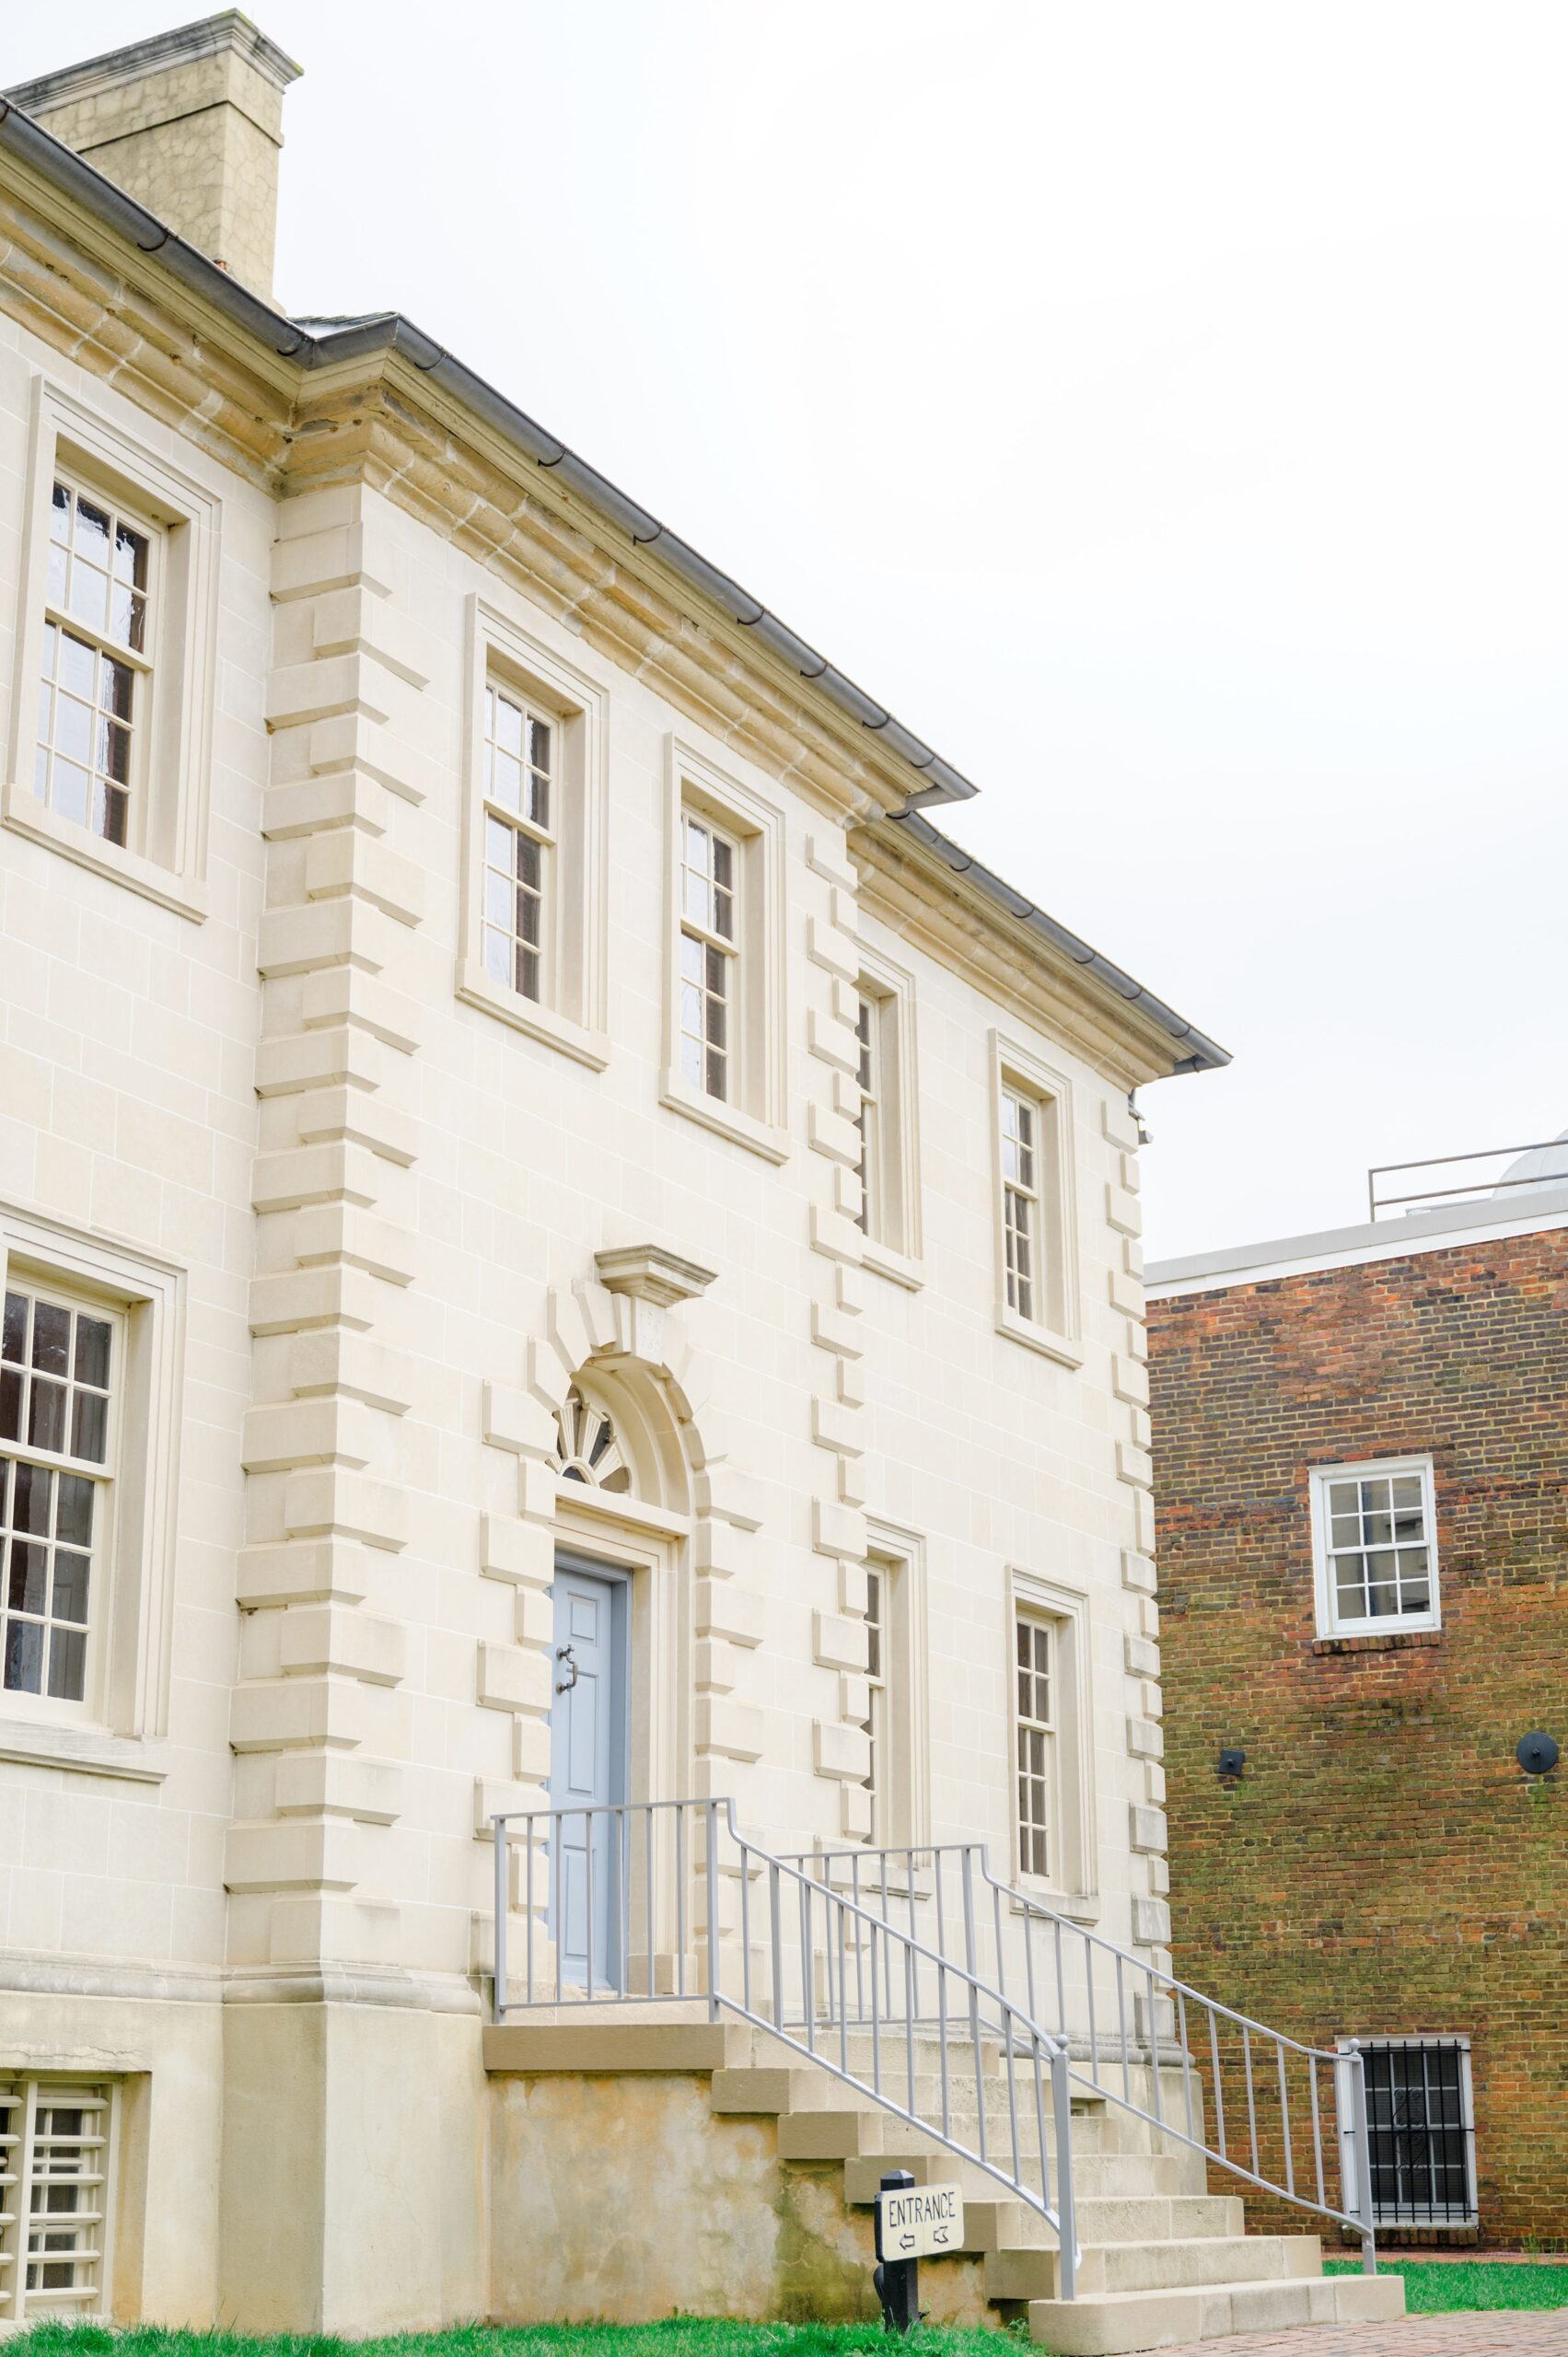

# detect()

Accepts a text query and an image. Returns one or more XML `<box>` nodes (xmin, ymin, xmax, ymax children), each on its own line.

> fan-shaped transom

<box><xmin>551</xmin><ymin>1385</ymin><xmax>632</xmax><ymax>1492</ymax></box>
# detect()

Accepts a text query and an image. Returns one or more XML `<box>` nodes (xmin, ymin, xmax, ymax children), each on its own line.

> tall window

<box><xmin>1001</xmin><ymin>1086</ymin><xmax>1040</xmax><ymax>1321</ymax></box>
<box><xmin>1311</xmin><ymin>1457</ymin><xmax>1440</xmax><ymax>1637</ymax></box>
<box><xmin>0</xmin><ymin>1284</ymin><xmax>115</xmax><ymax>1708</ymax></box>
<box><xmin>0</xmin><ymin>2079</ymin><xmax>111</xmax><ymax>2321</ymax></box>
<box><xmin>36</xmin><ymin>479</ymin><xmax>153</xmax><ymax>850</ymax></box>
<box><xmin>1016</xmin><ymin>1613</ymin><xmax>1054</xmax><ymax>1879</ymax></box>
<box><xmin>481</xmin><ymin>679</ymin><xmax>554</xmax><ymax>1005</ymax></box>
<box><xmin>854</xmin><ymin>996</ymin><xmax>877</xmax><ymax>1236</ymax></box>
<box><xmin>863</xmin><ymin>1561</ymin><xmax>887</xmax><ymax>1829</ymax></box>
<box><xmin>679</xmin><ymin>809</ymin><xmax>738</xmax><ymax>1101</ymax></box>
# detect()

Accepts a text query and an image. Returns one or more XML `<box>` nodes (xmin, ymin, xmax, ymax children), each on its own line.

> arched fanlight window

<box><xmin>552</xmin><ymin>1385</ymin><xmax>632</xmax><ymax>1492</ymax></box>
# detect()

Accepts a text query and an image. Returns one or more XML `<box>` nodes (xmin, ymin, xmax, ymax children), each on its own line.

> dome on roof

<box><xmin>1495</xmin><ymin>1128</ymin><xmax>1568</xmax><ymax>1194</ymax></box>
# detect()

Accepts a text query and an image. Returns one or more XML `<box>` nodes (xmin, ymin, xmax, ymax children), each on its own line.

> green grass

<box><xmin>1325</xmin><ymin>2258</ymin><xmax>1568</xmax><ymax>2311</ymax></box>
<box><xmin>5</xmin><ymin>2327</ymin><xmax>1021</xmax><ymax>2357</ymax></box>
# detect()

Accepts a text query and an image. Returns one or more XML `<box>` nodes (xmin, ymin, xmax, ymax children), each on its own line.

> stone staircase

<box><xmin>483</xmin><ymin>2018</ymin><xmax>1406</xmax><ymax>2353</ymax></box>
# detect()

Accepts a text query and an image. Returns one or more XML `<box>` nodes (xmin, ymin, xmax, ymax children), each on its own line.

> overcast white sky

<box><xmin>15</xmin><ymin>3</ymin><xmax>1568</xmax><ymax>1258</ymax></box>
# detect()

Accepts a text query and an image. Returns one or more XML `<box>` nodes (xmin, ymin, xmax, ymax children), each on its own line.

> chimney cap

<box><xmin>6</xmin><ymin>11</ymin><xmax>301</xmax><ymax>119</ymax></box>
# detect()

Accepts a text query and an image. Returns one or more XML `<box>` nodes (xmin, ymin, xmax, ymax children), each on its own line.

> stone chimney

<box><xmin>6</xmin><ymin>12</ymin><xmax>301</xmax><ymax>306</ymax></box>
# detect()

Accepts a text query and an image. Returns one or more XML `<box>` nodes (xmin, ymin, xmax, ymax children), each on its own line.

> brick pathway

<box><xmin>1181</xmin><ymin>2313</ymin><xmax>1568</xmax><ymax>2356</ymax></box>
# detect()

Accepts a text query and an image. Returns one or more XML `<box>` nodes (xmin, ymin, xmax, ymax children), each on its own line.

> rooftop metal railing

<box><xmin>491</xmin><ymin>1803</ymin><xmax>1385</xmax><ymax>2296</ymax></box>
<box><xmin>1368</xmin><ymin>1140</ymin><xmax>1568</xmax><ymax>1220</ymax></box>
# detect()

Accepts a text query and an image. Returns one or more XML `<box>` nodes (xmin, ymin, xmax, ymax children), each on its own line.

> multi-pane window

<box><xmin>0</xmin><ymin>1285</ymin><xmax>114</xmax><ymax>1707</ymax></box>
<box><xmin>1016</xmin><ymin>1614</ymin><xmax>1054</xmax><ymax>1879</ymax></box>
<box><xmin>1359</xmin><ymin>2039</ymin><xmax>1476</xmax><ymax>2225</ymax></box>
<box><xmin>854</xmin><ymin>996</ymin><xmax>877</xmax><ymax>1236</ymax></box>
<box><xmin>36</xmin><ymin>480</ymin><xmax>152</xmax><ymax>849</ymax></box>
<box><xmin>0</xmin><ymin>2079</ymin><xmax>111</xmax><ymax>2321</ymax></box>
<box><xmin>863</xmin><ymin>1562</ymin><xmax>886</xmax><ymax>1828</ymax></box>
<box><xmin>481</xmin><ymin>680</ymin><xmax>554</xmax><ymax>1004</ymax></box>
<box><xmin>678</xmin><ymin>811</ymin><xmax>738</xmax><ymax>1101</ymax></box>
<box><xmin>1313</xmin><ymin>1458</ymin><xmax>1439</xmax><ymax>1633</ymax></box>
<box><xmin>1001</xmin><ymin>1087</ymin><xmax>1040</xmax><ymax>1321</ymax></box>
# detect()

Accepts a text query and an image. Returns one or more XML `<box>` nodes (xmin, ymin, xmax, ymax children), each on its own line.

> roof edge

<box><xmin>1147</xmin><ymin>1180</ymin><xmax>1568</xmax><ymax>1296</ymax></box>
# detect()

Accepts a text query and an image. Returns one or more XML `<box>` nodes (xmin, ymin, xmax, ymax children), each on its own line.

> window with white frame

<box><xmin>1015</xmin><ymin>1611</ymin><xmax>1055</xmax><ymax>1880</ymax></box>
<box><xmin>859</xmin><ymin>1529</ymin><xmax>930</xmax><ymax>1852</ymax></box>
<box><xmin>1</xmin><ymin>1283</ymin><xmax>116</xmax><ymax>1709</ymax></box>
<box><xmin>661</xmin><ymin>740</ymin><xmax>787</xmax><ymax>1156</ymax></box>
<box><xmin>35</xmin><ymin>479</ymin><xmax>152</xmax><ymax>850</ymax></box>
<box><xmin>1344</xmin><ymin>2038</ymin><xmax>1477</xmax><ymax>2226</ymax></box>
<box><xmin>1001</xmin><ymin>1086</ymin><xmax>1040</xmax><ymax>1321</ymax></box>
<box><xmin>4</xmin><ymin>382</ymin><xmax>220</xmax><ymax>919</ymax></box>
<box><xmin>854</xmin><ymin>995</ymin><xmax>877</xmax><ymax>1230</ymax></box>
<box><xmin>0</xmin><ymin>2078</ymin><xmax>114</xmax><ymax>2322</ymax></box>
<box><xmin>853</xmin><ymin>958</ymin><xmax>922</xmax><ymax>1276</ymax></box>
<box><xmin>0</xmin><ymin>1209</ymin><xmax>184</xmax><ymax>1763</ymax></box>
<box><xmin>679</xmin><ymin>809</ymin><xmax>738</xmax><ymax>1102</ymax></box>
<box><xmin>992</xmin><ymin>1036</ymin><xmax>1077</xmax><ymax>1358</ymax></box>
<box><xmin>481</xmin><ymin>678</ymin><xmax>554</xmax><ymax>1005</ymax></box>
<box><xmin>457</xmin><ymin>598</ymin><xmax>609</xmax><ymax>1066</ymax></box>
<box><xmin>1311</xmin><ymin>1457</ymin><xmax>1440</xmax><ymax>1637</ymax></box>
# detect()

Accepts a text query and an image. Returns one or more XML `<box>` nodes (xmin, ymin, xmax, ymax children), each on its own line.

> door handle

<box><xmin>554</xmin><ymin>1644</ymin><xmax>579</xmax><ymax>1694</ymax></box>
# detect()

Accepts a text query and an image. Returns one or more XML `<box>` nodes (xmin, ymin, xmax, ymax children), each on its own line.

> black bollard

<box><xmin>873</xmin><ymin>2168</ymin><xmax>921</xmax><ymax>2335</ymax></box>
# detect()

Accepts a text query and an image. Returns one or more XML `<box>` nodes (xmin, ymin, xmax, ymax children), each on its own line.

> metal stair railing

<box><xmin>492</xmin><ymin>1798</ymin><xmax>1081</xmax><ymax>2297</ymax></box>
<box><xmin>781</xmin><ymin>1839</ymin><xmax>1380</xmax><ymax>2276</ymax></box>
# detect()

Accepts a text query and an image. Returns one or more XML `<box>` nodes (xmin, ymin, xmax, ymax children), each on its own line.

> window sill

<box><xmin>4</xmin><ymin>791</ymin><xmax>207</xmax><ymax>923</ymax></box>
<box><xmin>862</xmin><ymin>1240</ymin><xmax>925</xmax><ymax>1293</ymax></box>
<box><xmin>457</xmin><ymin>959</ymin><xmax>610</xmax><ymax>1070</ymax></box>
<box><xmin>0</xmin><ymin>1715</ymin><xmax>168</xmax><ymax>1783</ymax></box>
<box><xmin>659</xmin><ymin>1071</ymin><xmax>790</xmax><ymax>1165</ymax></box>
<box><xmin>1311</xmin><ymin>1627</ymin><xmax>1442</xmax><ymax>1655</ymax></box>
<box><xmin>994</xmin><ymin>1305</ymin><xmax>1084</xmax><ymax>1368</ymax></box>
<box><xmin>1013</xmin><ymin>1881</ymin><xmax>1101</xmax><ymax>1927</ymax></box>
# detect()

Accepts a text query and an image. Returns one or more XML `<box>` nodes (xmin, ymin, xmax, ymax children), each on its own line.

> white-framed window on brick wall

<box><xmin>1006</xmin><ymin>1569</ymin><xmax>1097</xmax><ymax>1913</ymax></box>
<box><xmin>0</xmin><ymin>2077</ymin><xmax>116</xmax><ymax>2323</ymax></box>
<box><xmin>862</xmin><ymin>1523</ymin><xmax>930</xmax><ymax>1852</ymax></box>
<box><xmin>990</xmin><ymin>1031</ymin><xmax>1079</xmax><ymax>1364</ymax></box>
<box><xmin>661</xmin><ymin>737</ymin><xmax>787</xmax><ymax>1161</ymax></box>
<box><xmin>1309</xmin><ymin>1456</ymin><xmax>1441</xmax><ymax>1638</ymax></box>
<box><xmin>1337</xmin><ymin>2037</ymin><xmax>1477</xmax><ymax>2227</ymax></box>
<box><xmin>0</xmin><ymin>1205</ymin><xmax>184</xmax><ymax>1776</ymax></box>
<box><xmin>4</xmin><ymin>377</ymin><xmax>220</xmax><ymax>922</ymax></box>
<box><xmin>457</xmin><ymin>596</ymin><xmax>610</xmax><ymax>1068</ymax></box>
<box><xmin>854</xmin><ymin>951</ymin><xmax>923</xmax><ymax>1283</ymax></box>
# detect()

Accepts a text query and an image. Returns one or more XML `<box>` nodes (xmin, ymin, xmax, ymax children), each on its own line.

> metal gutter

<box><xmin>886</xmin><ymin>810</ymin><xmax>1231</xmax><ymax>1074</ymax></box>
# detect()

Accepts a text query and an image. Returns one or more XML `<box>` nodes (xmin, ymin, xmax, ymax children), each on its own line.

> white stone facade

<box><xmin>0</xmin><ymin>17</ymin><xmax>1211</xmax><ymax>2330</ymax></box>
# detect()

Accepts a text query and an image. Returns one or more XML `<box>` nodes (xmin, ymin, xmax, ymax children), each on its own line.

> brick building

<box><xmin>1147</xmin><ymin>1164</ymin><xmax>1568</xmax><ymax>2249</ymax></box>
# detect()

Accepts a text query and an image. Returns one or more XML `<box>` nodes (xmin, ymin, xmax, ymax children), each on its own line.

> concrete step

<box><xmin>839</xmin><ymin>2146</ymin><xmax>1201</xmax><ymax>2206</ymax></box>
<box><xmin>1018</xmin><ymin>2268</ymin><xmax>1404</xmax><ymax>2354</ymax></box>
<box><xmin>990</xmin><ymin>2232</ymin><xmax>1321</xmax><ymax>2303</ymax></box>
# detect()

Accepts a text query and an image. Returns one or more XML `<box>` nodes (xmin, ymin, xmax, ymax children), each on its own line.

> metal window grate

<box><xmin>0</xmin><ymin>2079</ymin><xmax>111</xmax><ymax>2321</ymax></box>
<box><xmin>1362</xmin><ymin>2039</ymin><xmax>1476</xmax><ymax>2225</ymax></box>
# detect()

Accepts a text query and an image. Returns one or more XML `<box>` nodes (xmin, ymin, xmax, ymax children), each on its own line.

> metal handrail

<box><xmin>1367</xmin><ymin>1140</ymin><xmax>1568</xmax><ymax>1220</ymax></box>
<box><xmin>788</xmin><ymin>1838</ymin><xmax>1378</xmax><ymax>2275</ymax></box>
<box><xmin>492</xmin><ymin>1798</ymin><xmax>1079</xmax><ymax>2296</ymax></box>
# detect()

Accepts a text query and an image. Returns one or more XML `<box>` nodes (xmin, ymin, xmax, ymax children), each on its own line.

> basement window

<box><xmin>0</xmin><ymin>2079</ymin><xmax>114</xmax><ymax>2322</ymax></box>
<box><xmin>1342</xmin><ymin>2038</ymin><xmax>1477</xmax><ymax>2228</ymax></box>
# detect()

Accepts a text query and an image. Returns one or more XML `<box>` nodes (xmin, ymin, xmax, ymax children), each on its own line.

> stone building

<box><xmin>0</xmin><ymin>16</ymin><xmax>1404</xmax><ymax>2347</ymax></box>
<box><xmin>1147</xmin><ymin>1155</ymin><xmax>1568</xmax><ymax>2250</ymax></box>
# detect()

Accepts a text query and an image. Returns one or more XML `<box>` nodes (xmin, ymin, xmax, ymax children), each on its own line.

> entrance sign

<box><xmin>876</xmin><ymin>2178</ymin><xmax>965</xmax><ymax>2260</ymax></box>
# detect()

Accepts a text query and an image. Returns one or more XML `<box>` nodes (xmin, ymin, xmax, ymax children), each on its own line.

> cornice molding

<box><xmin>851</xmin><ymin>822</ymin><xmax>1177</xmax><ymax>1090</ymax></box>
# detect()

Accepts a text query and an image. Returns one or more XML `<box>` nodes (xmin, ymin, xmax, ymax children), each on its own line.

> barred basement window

<box><xmin>1354</xmin><ymin>2038</ymin><xmax>1477</xmax><ymax>2226</ymax></box>
<box><xmin>0</xmin><ymin>2079</ymin><xmax>113</xmax><ymax>2322</ymax></box>
<box><xmin>1</xmin><ymin>1283</ymin><xmax>116</xmax><ymax>1708</ymax></box>
<box><xmin>1015</xmin><ymin>1612</ymin><xmax>1054</xmax><ymax>1880</ymax></box>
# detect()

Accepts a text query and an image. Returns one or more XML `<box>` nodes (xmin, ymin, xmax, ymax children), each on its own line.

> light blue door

<box><xmin>548</xmin><ymin>1557</ymin><xmax>627</xmax><ymax>1991</ymax></box>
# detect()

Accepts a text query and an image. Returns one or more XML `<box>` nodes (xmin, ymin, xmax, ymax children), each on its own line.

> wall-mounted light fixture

<box><xmin>1516</xmin><ymin>1733</ymin><xmax>1559</xmax><ymax>1780</ymax></box>
<box><xmin>1216</xmin><ymin>1747</ymin><xmax>1246</xmax><ymax>1781</ymax></box>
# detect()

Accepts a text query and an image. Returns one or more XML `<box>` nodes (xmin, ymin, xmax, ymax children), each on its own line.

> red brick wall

<box><xmin>1147</xmin><ymin>1225</ymin><xmax>1568</xmax><ymax>2247</ymax></box>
